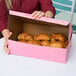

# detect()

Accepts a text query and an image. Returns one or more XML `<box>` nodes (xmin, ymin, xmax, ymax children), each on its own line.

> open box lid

<box><xmin>9</xmin><ymin>10</ymin><xmax>70</xmax><ymax>26</ymax></box>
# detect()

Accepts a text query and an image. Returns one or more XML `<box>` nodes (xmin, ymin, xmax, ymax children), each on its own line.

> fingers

<box><xmin>4</xmin><ymin>45</ymin><xmax>9</xmax><ymax>54</ymax></box>
<box><xmin>32</xmin><ymin>11</ymin><xmax>44</xmax><ymax>19</ymax></box>
<box><xmin>45</xmin><ymin>14</ymin><xmax>52</xmax><ymax>18</ymax></box>
<box><xmin>32</xmin><ymin>11</ymin><xmax>37</xmax><ymax>17</ymax></box>
<box><xmin>2</xmin><ymin>29</ymin><xmax>12</xmax><ymax>39</ymax></box>
<box><xmin>32</xmin><ymin>11</ymin><xmax>54</xmax><ymax>19</ymax></box>
<box><xmin>4</xmin><ymin>39</ymin><xmax>10</xmax><ymax>54</ymax></box>
<box><xmin>2</xmin><ymin>30</ymin><xmax>12</xmax><ymax>54</ymax></box>
<box><xmin>45</xmin><ymin>11</ymin><xmax>53</xmax><ymax>18</ymax></box>
<box><xmin>37</xmin><ymin>12</ymin><xmax>44</xmax><ymax>19</ymax></box>
<box><xmin>9</xmin><ymin>32</ymin><xmax>12</xmax><ymax>38</ymax></box>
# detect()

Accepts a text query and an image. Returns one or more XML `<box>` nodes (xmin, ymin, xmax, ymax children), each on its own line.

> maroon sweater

<box><xmin>0</xmin><ymin>0</ymin><xmax>55</xmax><ymax>32</ymax></box>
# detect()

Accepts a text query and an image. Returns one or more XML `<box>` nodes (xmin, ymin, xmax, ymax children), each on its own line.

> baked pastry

<box><xmin>34</xmin><ymin>33</ymin><xmax>50</xmax><ymax>41</ymax></box>
<box><xmin>40</xmin><ymin>40</ymin><xmax>50</xmax><ymax>46</ymax></box>
<box><xmin>27</xmin><ymin>40</ymin><xmax>41</xmax><ymax>45</ymax></box>
<box><xmin>18</xmin><ymin>33</ymin><xmax>33</xmax><ymax>40</ymax></box>
<box><xmin>63</xmin><ymin>40</ymin><xmax>68</xmax><ymax>48</ymax></box>
<box><xmin>50</xmin><ymin>33</ymin><xmax>67</xmax><ymax>42</ymax></box>
<box><xmin>49</xmin><ymin>41</ymin><xmax>64</xmax><ymax>48</ymax></box>
<box><xmin>18</xmin><ymin>33</ymin><xmax>68</xmax><ymax>48</ymax></box>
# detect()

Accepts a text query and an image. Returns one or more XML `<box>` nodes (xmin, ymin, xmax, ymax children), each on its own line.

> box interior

<box><xmin>8</xmin><ymin>15</ymin><xmax>69</xmax><ymax>41</ymax></box>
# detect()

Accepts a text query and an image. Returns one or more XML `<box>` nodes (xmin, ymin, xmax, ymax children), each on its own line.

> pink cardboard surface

<box><xmin>9</xmin><ymin>10</ymin><xmax>69</xmax><ymax>26</ymax></box>
<box><xmin>8</xmin><ymin>40</ymin><xmax>71</xmax><ymax>63</ymax></box>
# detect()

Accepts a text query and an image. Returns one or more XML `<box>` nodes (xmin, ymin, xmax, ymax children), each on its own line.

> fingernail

<box><xmin>38</xmin><ymin>17</ymin><xmax>42</xmax><ymax>19</ymax></box>
<box><xmin>32</xmin><ymin>15</ymin><xmax>34</xmax><ymax>17</ymax></box>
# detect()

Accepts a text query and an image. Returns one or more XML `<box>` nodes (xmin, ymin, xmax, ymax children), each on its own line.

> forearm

<box><xmin>0</xmin><ymin>1</ymin><xmax>10</xmax><ymax>39</ymax></box>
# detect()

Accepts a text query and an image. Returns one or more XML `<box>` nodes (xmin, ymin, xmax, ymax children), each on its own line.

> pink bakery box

<box><xmin>8</xmin><ymin>10</ymin><xmax>72</xmax><ymax>64</ymax></box>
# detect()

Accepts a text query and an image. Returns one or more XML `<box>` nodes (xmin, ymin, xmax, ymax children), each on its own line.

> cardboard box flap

<box><xmin>9</xmin><ymin>10</ymin><xmax>70</xmax><ymax>26</ymax></box>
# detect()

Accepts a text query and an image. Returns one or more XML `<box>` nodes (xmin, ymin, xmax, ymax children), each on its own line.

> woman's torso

<box><xmin>11</xmin><ymin>0</ymin><xmax>40</xmax><ymax>13</ymax></box>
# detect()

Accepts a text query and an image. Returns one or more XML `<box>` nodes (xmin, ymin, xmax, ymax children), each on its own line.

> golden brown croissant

<box><xmin>49</xmin><ymin>41</ymin><xmax>64</xmax><ymax>48</ymax></box>
<box><xmin>34</xmin><ymin>33</ymin><xmax>50</xmax><ymax>41</ymax></box>
<box><xmin>40</xmin><ymin>40</ymin><xmax>50</xmax><ymax>46</ymax></box>
<box><xmin>50</xmin><ymin>33</ymin><xmax>67</xmax><ymax>42</ymax></box>
<box><xmin>27</xmin><ymin>40</ymin><xmax>41</xmax><ymax>45</ymax></box>
<box><xmin>18</xmin><ymin>33</ymin><xmax>33</xmax><ymax>40</ymax></box>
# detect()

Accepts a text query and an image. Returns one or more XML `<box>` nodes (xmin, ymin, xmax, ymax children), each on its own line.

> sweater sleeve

<box><xmin>39</xmin><ymin>0</ymin><xmax>56</xmax><ymax>17</ymax></box>
<box><xmin>0</xmin><ymin>0</ymin><xmax>9</xmax><ymax>32</ymax></box>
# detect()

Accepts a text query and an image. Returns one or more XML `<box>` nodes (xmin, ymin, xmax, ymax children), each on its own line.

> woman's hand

<box><xmin>32</xmin><ymin>11</ymin><xmax>54</xmax><ymax>19</ymax></box>
<box><xmin>32</xmin><ymin>11</ymin><xmax>45</xmax><ymax>19</ymax></box>
<box><xmin>2</xmin><ymin>29</ymin><xmax>12</xmax><ymax>54</ymax></box>
<box><xmin>45</xmin><ymin>11</ymin><xmax>54</xmax><ymax>18</ymax></box>
<box><xmin>2</xmin><ymin>29</ymin><xmax>12</xmax><ymax>39</ymax></box>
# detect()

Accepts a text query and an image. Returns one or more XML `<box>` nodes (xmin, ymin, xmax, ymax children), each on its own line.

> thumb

<box><xmin>9</xmin><ymin>32</ymin><xmax>12</xmax><ymax>37</ymax></box>
<box><xmin>4</xmin><ymin>39</ymin><xmax>10</xmax><ymax>54</ymax></box>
